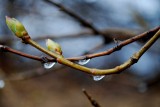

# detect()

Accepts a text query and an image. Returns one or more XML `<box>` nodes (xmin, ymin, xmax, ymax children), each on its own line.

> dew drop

<box><xmin>0</xmin><ymin>80</ymin><xmax>5</xmax><ymax>89</ymax></box>
<box><xmin>43</xmin><ymin>62</ymin><xmax>56</xmax><ymax>69</ymax></box>
<box><xmin>77</xmin><ymin>59</ymin><xmax>90</xmax><ymax>65</ymax></box>
<box><xmin>93</xmin><ymin>75</ymin><xmax>105</xmax><ymax>81</ymax></box>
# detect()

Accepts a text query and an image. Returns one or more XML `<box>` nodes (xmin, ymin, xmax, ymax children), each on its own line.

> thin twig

<box><xmin>3</xmin><ymin>15</ymin><xmax>160</xmax><ymax>75</ymax></box>
<box><xmin>0</xmin><ymin>45</ymin><xmax>39</xmax><ymax>61</ymax></box>
<box><xmin>0</xmin><ymin>45</ymin><xmax>54</xmax><ymax>62</ymax></box>
<box><xmin>20</xmin><ymin>28</ymin><xmax>159</xmax><ymax>75</ymax></box>
<box><xmin>0</xmin><ymin>26</ymin><xmax>159</xmax><ymax>63</ymax></box>
<box><xmin>82</xmin><ymin>89</ymin><xmax>101</xmax><ymax>107</ymax></box>
<box><xmin>44</xmin><ymin>0</ymin><xmax>100</xmax><ymax>34</ymax></box>
<box><xmin>44</xmin><ymin>0</ymin><xmax>114</xmax><ymax>42</ymax></box>
<box><xmin>44</xmin><ymin>0</ymin><xmax>151</xmax><ymax>43</ymax></box>
<box><xmin>67</xmin><ymin>26</ymin><xmax>160</xmax><ymax>61</ymax></box>
<box><xmin>0</xmin><ymin>28</ymin><xmax>136</xmax><ymax>44</ymax></box>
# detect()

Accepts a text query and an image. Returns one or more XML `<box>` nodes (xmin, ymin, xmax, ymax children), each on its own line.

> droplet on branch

<box><xmin>77</xmin><ymin>59</ymin><xmax>91</xmax><ymax>65</ymax></box>
<box><xmin>43</xmin><ymin>62</ymin><xmax>56</xmax><ymax>69</ymax></box>
<box><xmin>93</xmin><ymin>75</ymin><xmax>105</xmax><ymax>81</ymax></box>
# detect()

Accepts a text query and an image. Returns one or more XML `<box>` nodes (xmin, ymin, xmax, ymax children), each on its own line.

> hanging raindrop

<box><xmin>43</xmin><ymin>62</ymin><xmax>56</xmax><ymax>69</ymax></box>
<box><xmin>77</xmin><ymin>59</ymin><xmax>91</xmax><ymax>65</ymax></box>
<box><xmin>93</xmin><ymin>75</ymin><xmax>105</xmax><ymax>81</ymax></box>
<box><xmin>0</xmin><ymin>80</ymin><xmax>5</xmax><ymax>89</ymax></box>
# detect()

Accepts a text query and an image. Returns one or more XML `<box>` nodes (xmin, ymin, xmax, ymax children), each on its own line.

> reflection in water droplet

<box><xmin>93</xmin><ymin>75</ymin><xmax>105</xmax><ymax>81</ymax></box>
<box><xmin>0</xmin><ymin>80</ymin><xmax>5</xmax><ymax>89</ymax></box>
<box><xmin>43</xmin><ymin>62</ymin><xmax>56</xmax><ymax>69</ymax></box>
<box><xmin>77</xmin><ymin>59</ymin><xmax>91</xmax><ymax>65</ymax></box>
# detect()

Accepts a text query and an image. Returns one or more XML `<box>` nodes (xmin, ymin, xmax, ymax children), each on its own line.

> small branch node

<box><xmin>113</xmin><ymin>38</ymin><xmax>122</xmax><ymax>50</ymax></box>
<box><xmin>85</xmin><ymin>56</ymin><xmax>91</xmax><ymax>60</ymax></box>
<box><xmin>114</xmin><ymin>45</ymin><xmax>122</xmax><ymax>51</ymax></box>
<box><xmin>90</xmin><ymin>69</ymin><xmax>97</xmax><ymax>75</ymax></box>
<box><xmin>21</xmin><ymin>35</ymin><xmax>31</xmax><ymax>44</ymax></box>
<box><xmin>41</xmin><ymin>56</ymin><xmax>49</xmax><ymax>63</ymax></box>
<box><xmin>115</xmin><ymin>66</ymin><xmax>121</xmax><ymax>73</ymax></box>
<box><xmin>0</xmin><ymin>45</ymin><xmax>7</xmax><ymax>52</ymax></box>
<box><xmin>130</xmin><ymin>55</ymin><xmax>138</xmax><ymax>63</ymax></box>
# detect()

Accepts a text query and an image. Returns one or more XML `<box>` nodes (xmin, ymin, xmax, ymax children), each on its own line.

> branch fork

<box><xmin>3</xmin><ymin>16</ymin><xmax>160</xmax><ymax>76</ymax></box>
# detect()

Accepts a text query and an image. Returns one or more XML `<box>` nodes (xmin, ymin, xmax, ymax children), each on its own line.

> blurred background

<box><xmin>0</xmin><ymin>0</ymin><xmax>160</xmax><ymax>107</ymax></box>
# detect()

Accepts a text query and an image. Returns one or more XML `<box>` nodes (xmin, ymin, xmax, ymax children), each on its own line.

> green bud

<box><xmin>6</xmin><ymin>16</ymin><xmax>28</xmax><ymax>38</ymax></box>
<box><xmin>46</xmin><ymin>39</ymin><xmax>62</xmax><ymax>55</ymax></box>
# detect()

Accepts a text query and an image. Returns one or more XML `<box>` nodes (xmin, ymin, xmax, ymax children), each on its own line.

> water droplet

<box><xmin>0</xmin><ymin>80</ymin><xmax>5</xmax><ymax>89</ymax></box>
<box><xmin>93</xmin><ymin>75</ymin><xmax>105</xmax><ymax>81</ymax></box>
<box><xmin>43</xmin><ymin>62</ymin><xmax>56</xmax><ymax>69</ymax></box>
<box><xmin>77</xmin><ymin>59</ymin><xmax>90</xmax><ymax>65</ymax></box>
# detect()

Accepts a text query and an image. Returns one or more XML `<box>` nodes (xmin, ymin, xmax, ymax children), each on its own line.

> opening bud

<box><xmin>6</xmin><ymin>16</ymin><xmax>28</xmax><ymax>38</ymax></box>
<box><xmin>46</xmin><ymin>39</ymin><xmax>62</xmax><ymax>55</ymax></box>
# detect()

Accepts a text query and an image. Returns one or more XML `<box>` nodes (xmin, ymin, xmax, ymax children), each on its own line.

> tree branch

<box><xmin>1</xmin><ymin>26</ymin><xmax>159</xmax><ymax>63</ymax></box>
<box><xmin>4</xmin><ymin>16</ymin><xmax>160</xmax><ymax>75</ymax></box>
<box><xmin>44</xmin><ymin>0</ymin><xmax>99</xmax><ymax>34</ymax></box>
<box><xmin>17</xmin><ymin>28</ymin><xmax>159</xmax><ymax>75</ymax></box>
<box><xmin>67</xmin><ymin>26</ymin><xmax>160</xmax><ymax>61</ymax></box>
<box><xmin>44</xmin><ymin>0</ymin><xmax>114</xmax><ymax>43</ymax></box>
<box><xmin>82</xmin><ymin>89</ymin><xmax>101</xmax><ymax>107</ymax></box>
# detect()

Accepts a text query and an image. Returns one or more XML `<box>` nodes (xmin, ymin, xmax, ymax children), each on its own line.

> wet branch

<box><xmin>4</xmin><ymin>16</ymin><xmax>160</xmax><ymax>75</ymax></box>
<box><xmin>16</xmin><ymin>28</ymin><xmax>159</xmax><ymax>75</ymax></box>
<box><xmin>67</xmin><ymin>26</ymin><xmax>159</xmax><ymax>61</ymax></box>
<box><xmin>0</xmin><ymin>26</ymin><xmax>159</xmax><ymax>63</ymax></box>
<box><xmin>0</xmin><ymin>45</ymin><xmax>55</xmax><ymax>63</ymax></box>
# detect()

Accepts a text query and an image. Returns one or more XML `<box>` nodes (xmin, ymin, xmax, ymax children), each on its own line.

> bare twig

<box><xmin>0</xmin><ymin>28</ymin><xmax>136</xmax><ymax>44</ymax></box>
<box><xmin>44</xmin><ymin>0</ymin><xmax>114</xmax><ymax>43</ymax></box>
<box><xmin>4</xmin><ymin>15</ymin><xmax>160</xmax><ymax>75</ymax></box>
<box><xmin>82</xmin><ymin>89</ymin><xmax>101</xmax><ymax>107</ymax></box>
<box><xmin>0</xmin><ymin>45</ymin><xmax>38</xmax><ymax>61</ymax></box>
<box><xmin>0</xmin><ymin>26</ymin><xmax>159</xmax><ymax>63</ymax></box>
<box><xmin>44</xmin><ymin>0</ymin><xmax>100</xmax><ymax>34</ymax></box>
<box><xmin>18</xmin><ymin>28</ymin><xmax>159</xmax><ymax>75</ymax></box>
<box><xmin>69</xmin><ymin>26</ymin><xmax>159</xmax><ymax>61</ymax></box>
<box><xmin>44</xmin><ymin>0</ymin><xmax>151</xmax><ymax>43</ymax></box>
